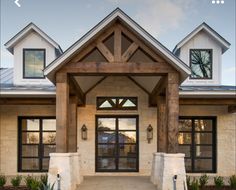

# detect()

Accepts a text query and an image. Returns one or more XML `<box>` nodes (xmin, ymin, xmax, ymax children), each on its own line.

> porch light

<box><xmin>81</xmin><ymin>124</ymin><xmax>88</xmax><ymax>140</ymax></box>
<box><xmin>147</xmin><ymin>124</ymin><xmax>153</xmax><ymax>143</ymax></box>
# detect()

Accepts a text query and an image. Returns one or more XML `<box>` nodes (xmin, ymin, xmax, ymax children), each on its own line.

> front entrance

<box><xmin>95</xmin><ymin>115</ymin><xmax>139</xmax><ymax>172</ymax></box>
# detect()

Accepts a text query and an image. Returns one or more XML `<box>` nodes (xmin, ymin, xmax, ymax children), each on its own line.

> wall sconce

<box><xmin>81</xmin><ymin>124</ymin><xmax>88</xmax><ymax>140</ymax></box>
<box><xmin>147</xmin><ymin>124</ymin><xmax>153</xmax><ymax>143</ymax></box>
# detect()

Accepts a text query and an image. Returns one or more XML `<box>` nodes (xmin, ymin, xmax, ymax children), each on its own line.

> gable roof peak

<box><xmin>5</xmin><ymin>22</ymin><xmax>63</xmax><ymax>54</ymax></box>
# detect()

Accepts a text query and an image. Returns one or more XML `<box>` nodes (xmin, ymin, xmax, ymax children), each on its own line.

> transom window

<box><xmin>178</xmin><ymin>117</ymin><xmax>216</xmax><ymax>173</ymax></box>
<box><xmin>190</xmin><ymin>49</ymin><xmax>212</xmax><ymax>79</ymax></box>
<box><xmin>97</xmin><ymin>97</ymin><xmax>138</xmax><ymax>110</ymax></box>
<box><xmin>23</xmin><ymin>49</ymin><xmax>46</xmax><ymax>78</ymax></box>
<box><xmin>18</xmin><ymin>117</ymin><xmax>56</xmax><ymax>172</ymax></box>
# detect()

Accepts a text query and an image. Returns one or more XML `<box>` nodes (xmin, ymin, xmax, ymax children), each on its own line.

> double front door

<box><xmin>96</xmin><ymin>115</ymin><xmax>139</xmax><ymax>172</ymax></box>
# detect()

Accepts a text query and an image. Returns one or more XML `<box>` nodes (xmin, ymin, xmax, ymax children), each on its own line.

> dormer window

<box><xmin>23</xmin><ymin>49</ymin><xmax>46</xmax><ymax>78</ymax></box>
<box><xmin>190</xmin><ymin>49</ymin><xmax>212</xmax><ymax>79</ymax></box>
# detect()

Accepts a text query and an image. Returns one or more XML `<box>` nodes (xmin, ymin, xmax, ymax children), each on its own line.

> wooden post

<box><xmin>56</xmin><ymin>72</ymin><xmax>69</xmax><ymax>153</ymax></box>
<box><xmin>166</xmin><ymin>72</ymin><xmax>179</xmax><ymax>153</ymax></box>
<box><xmin>68</xmin><ymin>96</ymin><xmax>78</xmax><ymax>152</ymax></box>
<box><xmin>157</xmin><ymin>96</ymin><xmax>167</xmax><ymax>152</ymax></box>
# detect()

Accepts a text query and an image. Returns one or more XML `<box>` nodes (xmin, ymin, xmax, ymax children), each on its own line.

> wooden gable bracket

<box><xmin>228</xmin><ymin>105</ymin><xmax>236</xmax><ymax>113</ymax></box>
<box><xmin>69</xmin><ymin>75</ymin><xmax>85</xmax><ymax>105</ymax></box>
<box><xmin>149</xmin><ymin>76</ymin><xmax>167</xmax><ymax>106</ymax></box>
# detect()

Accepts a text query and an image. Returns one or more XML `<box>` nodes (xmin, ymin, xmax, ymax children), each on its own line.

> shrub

<box><xmin>11</xmin><ymin>175</ymin><xmax>22</xmax><ymax>187</ymax></box>
<box><xmin>214</xmin><ymin>176</ymin><xmax>224</xmax><ymax>188</ymax></box>
<box><xmin>29</xmin><ymin>179</ymin><xmax>41</xmax><ymax>190</ymax></box>
<box><xmin>41</xmin><ymin>183</ymin><xmax>55</xmax><ymax>190</ymax></box>
<box><xmin>190</xmin><ymin>178</ymin><xmax>200</xmax><ymax>190</ymax></box>
<box><xmin>199</xmin><ymin>174</ymin><xmax>209</xmax><ymax>188</ymax></box>
<box><xmin>0</xmin><ymin>175</ymin><xmax>7</xmax><ymax>187</ymax></box>
<box><xmin>40</xmin><ymin>174</ymin><xmax>48</xmax><ymax>189</ymax></box>
<box><xmin>186</xmin><ymin>175</ymin><xmax>191</xmax><ymax>189</ymax></box>
<box><xmin>229</xmin><ymin>175</ymin><xmax>236</xmax><ymax>188</ymax></box>
<box><xmin>25</xmin><ymin>175</ymin><xmax>34</xmax><ymax>189</ymax></box>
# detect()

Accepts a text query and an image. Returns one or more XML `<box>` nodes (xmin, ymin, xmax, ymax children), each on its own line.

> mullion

<box><xmin>39</xmin><ymin>119</ymin><xmax>43</xmax><ymax>171</ymax></box>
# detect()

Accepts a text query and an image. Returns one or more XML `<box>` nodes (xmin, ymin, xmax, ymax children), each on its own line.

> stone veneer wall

<box><xmin>180</xmin><ymin>105</ymin><xmax>236</xmax><ymax>176</ymax></box>
<box><xmin>0</xmin><ymin>105</ymin><xmax>55</xmax><ymax>175</ymax></box>
<box><xmin>77</xmin><ymin>76</ymin><xmax>157</xmax><ymax>176</ymax></box>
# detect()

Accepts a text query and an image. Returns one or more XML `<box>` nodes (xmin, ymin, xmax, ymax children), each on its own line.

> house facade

<box><xmin>0</xmin><ymin>8</ymin><xmax>235</xmax><ymax>190</ymax></box>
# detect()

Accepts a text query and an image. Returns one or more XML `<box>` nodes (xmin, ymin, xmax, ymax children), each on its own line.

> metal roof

<box><xmin>0</xmin><ymin>68</ymin><xmax>13</xmax><ymax>84</ymax></box>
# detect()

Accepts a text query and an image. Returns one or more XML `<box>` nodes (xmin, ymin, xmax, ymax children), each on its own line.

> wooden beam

<box><xmin>68</xmin><ymin>96</ymin><xmax>78</xmax><ymax>152</ymax></box>
<box><xmin>122</xmin><ymin>42</ymin><xmax>139</xmax><ymax>62</ymax></box>
<box><xmin>114</xmin><ymin>27</ymin><xmax>122</xmax><ymax>62</ymax></box>
<box><xmin>56</xmin><ymin>72</ymin><xmax>69</xmax><ymax>153</ymax></box>
<box><xmin>149</xmin><ymin>76</ymin><xmax>167</xmax><ymax>105</ymax></box>
<box><xmin>69</xmin><ymin>76</ymin><xmax>85</xmax><ymax>105</ymax></box>
<box><xmin>127</xmin><ymin>76</ymin><xmax>150</xmax><ymax>95</ymax></box>
<box><xmin>228</xmin><ymin>105</ymin><xmax>236</xmax><ymax>113</ymax></box>
<box><xmin>96</xmin><ymin>42</ymin><xmax>114</xmax><ymax>62</ymax></box>
<box><xmin>166</xmin><ymin>72</ymin><xmax>179</xmax><ymax>153</ymax></box>
<box><xmin>0</xmin><ymin>98</ymin><xmax>55</xmax><ymax>105</ymax></box>
<box><xmin>61</xmin><ymin>61</ymin><xmax>175</xmax><ymax>74</ymax></box>
<box><xmin>180</xmin><ymin>98</ymin><xmax>236</xmax><ymax>105</ymax></box>
<box><xmin>157</xmin><ymin>96</ymin><xmax>167</xmax><ymax>152</ymax></box>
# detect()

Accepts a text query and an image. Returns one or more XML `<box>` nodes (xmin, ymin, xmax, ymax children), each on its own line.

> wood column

<box><xmin>157</xmin><ymin>96</ymin><xmax>167</xmax><ymax>152</ymax></box>
<box><xmin>166</xmin><ymin>72</ymin><xmax>179</xmax><ymax>153</ymax></box>
<box><xmin>56</xmin><ymin>72</ymin><xmax>69</xmax><ymax>153</ymax></box>
<box><xmin>68</xmin><ymin>96</ymin><xmax>78</xmax><ymax>152</ymax></box>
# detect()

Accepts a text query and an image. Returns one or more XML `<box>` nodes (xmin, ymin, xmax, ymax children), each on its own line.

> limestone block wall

<box><xmin>0</xmin><ymin>105</ymin><xmax>55</xmax><ymax>175</ymax></box>
<box><xmin>77</xmin><ymin>76</ymin><xmax>157</xmax><ymax>176</ymax></box>
<box><xmin>180</xmin><ymin>105</ymin><xmax>236</xmax><ymax>176</ymax></box>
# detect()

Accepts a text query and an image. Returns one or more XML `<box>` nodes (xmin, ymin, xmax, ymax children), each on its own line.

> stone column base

<box><xmin>151</xmin><ymin>153</ymin><xmax>187</xmax><ymax>190</ymax></box>
<box><xmin>48</xmin><ymin>153</ymin><xmax>83</xmax><ymax>190</ymax></box>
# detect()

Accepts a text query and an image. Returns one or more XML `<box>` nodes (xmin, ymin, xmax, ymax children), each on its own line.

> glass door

<box><xmin>96</xmin><ymin>115</ymin><xmax>138</xmax><ymax>172</ymax></box>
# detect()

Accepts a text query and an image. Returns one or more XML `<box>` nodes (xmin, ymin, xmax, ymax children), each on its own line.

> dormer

<box><xmin>173</xmin><ymin>22</ymin><xmax>230</xmax><ymax>86</ymax></box>
<box><xmin>5</xmin><ymin>23</ymin><xmax>62</xmax><ymax>85</ymax></box>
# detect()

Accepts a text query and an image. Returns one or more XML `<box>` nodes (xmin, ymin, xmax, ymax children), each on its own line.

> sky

<box><xmin>0</xmin><ymin>0</ymin><xmax>235</xmax><ymax>85</ymax></box>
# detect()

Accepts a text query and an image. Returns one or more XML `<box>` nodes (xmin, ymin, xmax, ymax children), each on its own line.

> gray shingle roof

<box><xmin>0</xmin><ymin>68</ymin><xmax>13</xmax><ymax>84</ymax></box>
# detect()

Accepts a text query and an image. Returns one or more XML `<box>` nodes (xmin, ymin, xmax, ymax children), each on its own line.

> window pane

<box><xmin>22</xmin><ymin>158</ymin><xmax>39</xmax><ymax>170</ymax></box>
<box><xmin>178</xmin><ymin>133</ymin><xmax>191</xmax><ymax>144</ymax></box>
<box><xmin>98</xmin><ymin>118</ymin><xmax>116</xmax><ymax>130</ymax></box>
<box><xmin>43</xmin><ymin>132</ymin><xmax>56</xmax><ymax>144</ymax></box>
<box><xmin>119</xmin><ymin>158</ymin><xmax>136</xmax><ymax>170</ymax></box>
<box><xmin>194</xmin><ymin>120</ymin><xmax>213</xmax><ymax>131</ymax></box>
<box><xmin>24</xmin><ymin>50</ymin><xmax>45</xmax><ymax>78</ymax></box>
<box><xmin>97</xmin><ymin>145</ymin><xmax>116</xmax><ymax>156</ymax></box>
<box><xmin>100</xmin><ymin>100</ymin><xmax>113</xmax><ymax>108</ymax></box>
<box><xmin>195</xmin><ymin>146</ymin><xmax>212</xmax><ymax>158</ymax></box>
<box><xmin>43</xmin><ymin>145</ymin><xmax>56</xmax><ymax>157</ymax></box>
<box><xmin>119</xmin><ymin>144</ymin><xmax>136</xmax><ymax>157</ymax></box>
<box><xmin>179</xmin><ymin>145</ymin><xmax>191</xmax><ymax>157</ymax></box>
<box><xmin>119</xmin><ymin>132</ymin><xmax>136</xmax><ymax>143</ymax></box>
<box><xmin>118</xmin><ymin>118</ymin><xmax>136</xmax><ymax>130</ymax></box>
<box><xmin>179</xmin><ymin>119</ymin><xmax>192</xmax><ymax>131</ymax></box>
<box><xmin>22</xmin><ymin>119</ymin><xmax>40</xmax><ymax>131</ymax></box>
<box><xmin>185</xmin><ymin>158</ymin><xmax>192</xmax><ymax>172</ymax></box>
<box><xmin>98</xmin><ymin>131</ymin><xmax>116</xmax><ymax>143</ymax></box>
<box><xmin>22</xmin><ymin>145</ymin><xmax>38</xmax><ymax>157</ymax></box>
<box><xmin>22</xmin><ymin>132</ymin><xmax>39</xmax><ymax>144</ymax></box>
<box><xmin>195</xmin><ymin>133</ymin><xmax>212</xmax><ymax>144</ymax></box>
<box><xmin>122</xmin><ymin>99</ymin><xmax>136</xmax><ymax>107</ymax></box>
<box><xmin>194</xmin><ymin>159</ymin><xmax>212</xmax><ymax>171</ymax></box>
<box><xmin>97</xmin><ymin>158</ymin><xmax>116</xmax><ymax>170</ymax></box>
<box><xmin>42</xmin><ymin>119</ymin><xmax>56</xmax><ymax>131</ymax></box>
<box><xmin>42</xmin><ymin>158</ymin><xmax>49</xmax><ymax>170</ymax></box>
<box><xmin>190</xmin><ymin>49</ymin><xmax>212</xmax><ymax>79</ymax></box>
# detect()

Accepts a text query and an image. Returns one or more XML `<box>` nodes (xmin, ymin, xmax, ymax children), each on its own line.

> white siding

<box><xmin>13</xmin><ymin>32</ymin><xmax>56</xmax><ymax>85</ymax></box>
<box><xmin>179</xmin><ymin>30</ymin><xmax>222</xmax><ymax>85</ymax></box>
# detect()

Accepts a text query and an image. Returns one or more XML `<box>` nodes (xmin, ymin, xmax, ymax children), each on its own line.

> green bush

<box><xmin>41</xmin><ymin>183</ymin><xmax>55</xmax><ymax>190</ymax></box>
<box><xmin>40</xmin><ymin>174</ymin><xmax>48</xmax><ymax>189</ymax></box>
<box><xmin>214</xmin><ymin>176</ymin><xmax>224</xmax><ymax>188</ymax></box>
<box><xmin>24</xmin><ymin>176</ymin><xmax>41</xmax><ymax>190</ymax></box>
<box><xmin>0</xmin><ymin>175</ymin><xmax>7</xmax><ymax>187</ymax></box>
<box><xmin>199</xmin><ymin>174</ymin><xmax>209</xmax><ymax>188</ymax></box>
<box><xmin>25</xmin><ymin>175</ymin><xmax>34</xmax><ymax>189</ymax></box>
<box><xmin>229</xmin><ymin>175</ymin><xmax>236</xmax><ymax>188</ymax></box>
<box><xmin>11</xmin><ymin>175</ymin><xmax>22</xmax><ymax>187</ymax></box>
<box><xmin>186</xmin><ymin>175</ymin><xmax>191</xmax><ymax>189</ymax></box>
<box><xmin>190</xmin><ymin>178</ymin><xmax>200</xmax><ymax>190</ymax></box>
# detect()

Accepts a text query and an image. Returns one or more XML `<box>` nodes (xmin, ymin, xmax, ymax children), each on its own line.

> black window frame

<box><xmin>95</xmin><ymin>115</ymin><xmax>139</xmax><ymax>172</ymax></box>
<box><xmin>18</xmin><ymin>116</ymin><xmax>56</xmax><ymax>172</ymax></box>
<box><xmin>179</xmin><ymin>116</ymin><xmax>217</xmax><ymax>173</ymax></box>
<box><xmin>23</xmin><ymin>48</ymin><xmax>46</xmax><ymax>79</ymax></box>
<box><xmin>97</xmin><ymin>97</ymin><xmax>138</xmax><ymax>110</ymax></box>
<box><xmin>189</xmin><ymin>49</ymin><xmax>213</xmax><ymax>80</ymax></box>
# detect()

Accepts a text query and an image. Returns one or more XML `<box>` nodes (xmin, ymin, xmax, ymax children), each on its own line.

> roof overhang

<box><xmin>180</xmin><ymin>90</ymin><xmax>236</xmax><ymax>98</ymax></box>
<box><xmin>173</xmin><ymin>22</ymin><xmax>231</xmax><ymax>54</ymax></box>
<box><xmin>44</xmin><ymin>8</ymin><xmax>191</xmax><ymax>83</ymax></box>
<box><xmin>5</xmin><ymin>23</ymin><xmax>63</xmax><ymax>54</ymax></box>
